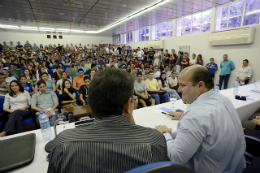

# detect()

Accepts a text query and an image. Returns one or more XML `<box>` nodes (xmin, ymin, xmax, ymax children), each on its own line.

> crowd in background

<box><xmin>0</xmin><ymin>40</ymin><xmax>254</xmax><ymax>136</ymax></box>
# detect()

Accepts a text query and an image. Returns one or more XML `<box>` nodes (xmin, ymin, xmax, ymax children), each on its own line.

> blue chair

<box><xmin>125</xmin><ymin>161</ymin><xmax>191</xmax><ymax>173</ymax></box>
<box><xmin>0</xmin><ymin>116</ymin><xmax>3</xmax><ymax>129</ymax></box>
<box><xmin>47</xmin><ymin>70</ymin><xmax>53</xmax><ymax>78</ymax></box>
<box><xmin>62</xmin><ymin>65</ymin><xmax>70</xmax><ymax>71</ymax></box>
<box><xmin>5</xmin><ymin>115</ymin><xmax>34</xmax><ymax>127</ymax></box>
<box><xmin>75</xmin><ymin>89</ymin><xmax>80</xmax><ymax>105</ymax></box>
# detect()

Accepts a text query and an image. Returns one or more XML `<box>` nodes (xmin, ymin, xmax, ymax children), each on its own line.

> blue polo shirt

<box><xmin>206</xmin><ymin>63</ymin><xmax>218</xmax><ymax>75</ymax></box>
<box><xmin>220</xmin><ymin>59</ymin><xmax>235</xmax><ymax>76</ymax></box>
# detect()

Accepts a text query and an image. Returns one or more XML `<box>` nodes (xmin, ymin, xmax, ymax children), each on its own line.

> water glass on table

<box><xmin>170</xmin><ymin>94</ymin><xmax>177</xmax><ymax>109</ymax></box>
<box><xmin>254</xmin><ymin>80</ymin><xmax>260</xmax><ymax>93</ymax></box>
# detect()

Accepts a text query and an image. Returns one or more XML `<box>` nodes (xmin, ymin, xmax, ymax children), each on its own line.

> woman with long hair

<box><xmin>27</xmin><ymin>64</ymin><xmax>36</xmax><ymax>75</ymax></box>
<box><xmin>0</xmin><ymin>80</ymin><xmax>31</xmax><ymax>137</ymax></box>
<box><xmin>36</xmin><ymin>66</ymin><xmax>51</xmax><ymax>81</ymax></box>
<box><xmin>60</xmin><ymin>79</ymin><xmax>77</xmax><ymax>108</ymax></box>
<box><xmin>34</xmin><ymin>72</ymin><xmax>56</xmax><ymax>92</ymax></box>
<box><xmin>158</xmin><ymin>72</ymin><xmax>181</xmax><ymax>100</ymax></box>
<box><xmin>23</xmin><ymin>68</ymin><xmax>36</xmax><ymax>84</ymax></box>
<box><xmin>56</xmin><ymin>71</ymin><xmax>71</xmax><ymax>91</ymax></box>
<box><xmin>159</xmin><ymin>62</ymin><xmax>165</xmax><ymax>72</ymax></box>
<box><xmin>195</xmin><ymin>54</ymin><xmax>203</xmax><ymax>66</ymax></box>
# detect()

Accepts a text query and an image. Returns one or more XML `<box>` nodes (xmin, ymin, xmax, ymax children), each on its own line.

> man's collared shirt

<box><xmin>48</xmin><ymin>115</ymin><xmax>169</xmax><ymax>173</ymax></box>
<box><xmin>163</xmin><ymin>90</ymin><xmax>246</xmax><ymax>173</ymax></box>
<box><xmin>31</xmin><ymin>90</ymin><xmax>58</xmax><ymax>110</ymax></box>
<box><xmin>220</xmin><ymin>59</ymin><xmax>235</xmax><ymax>76</ymax></box>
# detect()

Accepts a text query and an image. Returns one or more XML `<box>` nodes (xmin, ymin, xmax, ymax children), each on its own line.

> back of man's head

<box><xmin>88</xmin><ymin>68</ymin><xmax>134</xmax><ymax>118</ymax></box>
<box><xmin>183</xmin><ymin>65</ymin><xmax>214</xmax><ymax>91</ymax></box>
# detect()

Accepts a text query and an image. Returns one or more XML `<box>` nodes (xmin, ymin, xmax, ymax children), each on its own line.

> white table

<box><xmin>2</xmin><ymin>84</ymin><xmax>260</xmax><ymax>172</ymax></box>
<box><xmin>219</xmin><ymin>84</ymin><xmax>260</xmax><ymax>121</ymax></box>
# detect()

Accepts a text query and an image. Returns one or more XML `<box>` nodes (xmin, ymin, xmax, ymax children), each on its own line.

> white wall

<box><xmin>129</xmin><ymin>9</ymin><xmax>260</xmax><ymax>89</ymax></box>
<box><xmin>0</xmin><ymin>32</ymin><xmax>112</xmax><ymax>46</ymax></box>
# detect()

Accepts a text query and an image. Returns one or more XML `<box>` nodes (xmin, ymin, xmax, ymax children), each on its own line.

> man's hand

<box><xmin>154</xmin><ymin>125</ymin><xmax>172</xmax><ymax>134</ymax></box>
<box><xmin>2</xmin><ymin>82</ymin><xmax>8</xmax><ymax>88</ymax></box>
<box><xmin>72</xmin><ymin>99</ymin><xmax>76</xmax><ymax>103</ymax></box>
<box><xmin>82</xmin><ymin>101</ymin><xmax>85</xmax><ymax>105</ymax></box>
<box><xmin>167</xmin><ymin>111</ymin><xmax>184</xmax><ymax>120</ymax></box>
<box><xmin>238</xmin><ymin>79</ymin><xmax>240</xmax><ymax>83</ymax></box>
<box><xmin>19</xmin><ymin>107</ymin><xmax>26</xmax><ymax>110</ymax></box>
<box><xmin>252</xmin><ymin>116</ymin><xmax>260</xmax><ymax>126</ymax></box>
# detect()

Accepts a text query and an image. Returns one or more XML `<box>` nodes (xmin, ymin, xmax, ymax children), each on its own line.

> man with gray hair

<box><xmin>155</xmin><ymin>65</ymin><xmax>246</xmax><ymax>173</ymax></box>
<box><xmin>219</xmin><ymin>54</ymin><xmax>235</xmax><ymax>89</ymax></box>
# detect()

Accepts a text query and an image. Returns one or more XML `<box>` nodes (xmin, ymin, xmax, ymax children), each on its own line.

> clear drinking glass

<box><xmin>254</xmin><ymin>80</ymin><xmax>260</xmax><ymax>92</ymax></box>
<box><xmin>170</xmin><ymin>94</ymin><xmax>177</xmax><ymax>110</ymax></box>
<box><xmin>57</xmin><ymin>113</ymin><xmax>69</xmax><ymax>125</ymax></box>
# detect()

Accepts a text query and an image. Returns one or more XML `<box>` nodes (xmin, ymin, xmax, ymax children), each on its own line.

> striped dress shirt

<box><xmin>48</xmin><ymin>115</ymin><xmax>169</xmax><ymax>173</ymax></box>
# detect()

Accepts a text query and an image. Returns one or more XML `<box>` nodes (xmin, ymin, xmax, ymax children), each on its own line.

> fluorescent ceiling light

<box><xmin>0</xmin><ymin>24</ymin><xmax>19</xmax><ymax>29</ymax></box>
<box><xmin>39</xmin><ymin>27</ymin><xmax>55</xmax><ymax>31</ymax></box>
<box><xmin>98</xmin><ymin>0</ymin><xmax>167</xmax><ymax>33</ymax></box>
<box><xmin>85</xmin><ymin>31</ymin><xmax>98</xmax><ymax>33</ymax></box>
<box><xmin>71</xmin><ymin>30</ymin><xmax>84</xmax><ymax>33</ymax></box>
<box><xmin>56</xmin><ymin>29</ymin><xmax>70</xmax><ymax>32</ymax></box>
<box><xmin>21</xmin><ymin>26</ymin><xmax>38</xmax><ymax>30</ymax></box>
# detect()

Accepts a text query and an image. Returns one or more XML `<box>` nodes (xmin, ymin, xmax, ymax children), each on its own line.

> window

<box><xmin>126</xmin><ymin>32</ymin><xmax>132</xmax><ymax>44</ymax></box>
<box><xmin>176</xmin><ymin>15</ymin><xmax>192</xmax><ymax>36</ymax></box>
<box><xmin>243</xmin><ymin>0</ymin><xmax>260</xmax><ymax>26</ymax></box>
<box><xmin>162</xmin><ymin>21</ymin><xmax>173</xmax><ymax>38</ymax></box>
<box><xmin>151</xmin><ymin>24</ymin><xmax>161</xmax><ymax>40</ymax></box>
<box><xmin>177</xmin><ymin>10</ymin><xmax>211</xmax><ymax>36</ymax></box>
<box><xmin>228</xmin><ymin>0</ymin><xmax>244</xmax><ymax>28</ymax></box>
<box><xmin>121</xmin><ymin>33</ymin><xmax>126</xmax><ymax>44</ymax></box>
<box><xmin>139</xmin><ymin>27</ymin><xmax>149</xmax><ymax>41</ymax></box>
<box><xmin>134</xmin><ymin>30</ymin><xmax>139</xmax><ymax>42</ymax></box>
<box><xmin>216</xmin><ymin>0</ymin><xmax>244</xmax><ymax>30</ymax></box>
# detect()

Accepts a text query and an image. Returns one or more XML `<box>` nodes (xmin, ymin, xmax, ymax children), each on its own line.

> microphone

<box><xmin>45</xmin><ymin>111</ymin><xmax>73</xmax><ymax>153</ymax></box>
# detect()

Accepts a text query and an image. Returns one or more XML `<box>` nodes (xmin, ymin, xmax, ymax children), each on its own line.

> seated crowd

<box><xmin>0</xmin><ymin>41</ymin><xmax>258</xmax><ymax>172</ymax></box>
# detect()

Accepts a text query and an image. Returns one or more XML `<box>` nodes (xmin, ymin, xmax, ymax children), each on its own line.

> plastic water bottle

<box><xmin>39</xmin><ymin>111</ymin><xmax>52</xmax><ymax>141</ymax></box>
<box><xmin>233</xmin><ymin>79</ymin><xmax>239</xmax><ymax>95</ymax></box>
<box><xmin>214</xmin><ymin>84</ymin><xmax>219</xmax><ymax>93</ymax></box>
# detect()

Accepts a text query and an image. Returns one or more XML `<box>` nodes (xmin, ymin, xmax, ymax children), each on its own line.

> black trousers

<box><xmin>3</xmin><ymin>110</ymin><xmax>32</xmax><ymax>133</ymax></box>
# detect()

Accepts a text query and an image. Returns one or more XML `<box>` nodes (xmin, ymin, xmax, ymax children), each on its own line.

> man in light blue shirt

<box><xmin>219</xmin><ymin>54</ymin><xmax>235</xmax><ymax>90</ymax></box>
<box><xmin>77</xmin><ymin>60</ymin><xmax>89</xmax><ymax>74</ymax></box>
<box><xmin>155</xmin><ymin>65</ymin><xmax>246</xmax><ymax>173</ymax></box>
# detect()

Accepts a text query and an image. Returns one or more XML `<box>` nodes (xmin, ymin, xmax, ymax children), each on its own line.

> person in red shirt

<box><xmin>181</xmin><ymin>52</ymin><xmax>190</xmax><ymax>69</ymax></box>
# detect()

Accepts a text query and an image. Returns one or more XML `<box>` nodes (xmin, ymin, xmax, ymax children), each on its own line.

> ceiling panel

<box><xmin>0</xmin><ymin>0</ymin><xmax>234</xmax><ymax>36</ymax></box>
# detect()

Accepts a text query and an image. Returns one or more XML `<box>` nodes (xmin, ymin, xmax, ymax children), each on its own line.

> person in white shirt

<box><xmin>236</xmin><ymin>59</ymin><xmax>252</xmax><ymax>85</ymax></box>
<box><xmin>153</xmin><ymin>66</ymin><xmax>161</xmax><ymax>79</ymax></box>
<box><xmin>155</xmin><ymin>65</ymin><xmax>246</xmax><ymax>173</ymax></box>
<box><xmin>158</xmin><ymin>72</ymin><xmax>180</xmax><ymax>100</ymax></box>
<box><xmin>189</xmin><ymin>53</ymin><xmax>196</xmax><ymax>66</ymax></box>
<box><xmin>153</xmin><ymin>49</ymin><xmax>160</xmax><ymax>66</ymax></box>
<box><xmin>0</xmin><ymin>81</ymin><xmax>31</xmax><ymax>137</ymax></box>
<box><xmin>2</xmin><ymin>69</ymin><xmax>17</xmax><ymax>83</ymax></box>
<box><xmin>137</xmin><ymin>47</ymin><xmax>144</xmax><ymax>60</ymax></box>
<box><xmin>168</xmin><ymin>71</ymin><xmax>178</xmax><ymax>90</ymax></box>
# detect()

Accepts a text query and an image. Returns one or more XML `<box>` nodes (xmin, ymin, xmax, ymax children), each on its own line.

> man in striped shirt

<box><xmin>48</xmin><ymin>68</ymin><xmax>169</xmax><ymax>173</ymax></box>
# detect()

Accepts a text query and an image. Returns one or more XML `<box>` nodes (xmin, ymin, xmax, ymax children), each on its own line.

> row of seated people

<box><xmin>0</xmin><ymin>67</ymin><xmax>182</xmax><ymax>136</ymax></box>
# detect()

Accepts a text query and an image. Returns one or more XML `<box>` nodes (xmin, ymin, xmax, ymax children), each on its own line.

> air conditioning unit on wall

<box><xmin>209</xmin><ymin>26</ymin><xmax>256</xmax><ymax>46</ymax></box>
<box><xmin>147</xmin><ymin>39</ymin><xmax>164</xmax><ymax>49</ymax></box>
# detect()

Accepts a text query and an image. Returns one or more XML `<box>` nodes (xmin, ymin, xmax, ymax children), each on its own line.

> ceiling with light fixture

<box><xmin>0</xmin><ymin>0</ymin><xmax>234</xmax><ymax>36</ymax></box>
